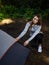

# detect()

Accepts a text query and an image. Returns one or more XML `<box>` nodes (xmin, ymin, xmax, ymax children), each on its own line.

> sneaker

<box><xmin>38</xmin><ymin>44</ymin><xmax>42</xmax><ymax>53</ymax></box>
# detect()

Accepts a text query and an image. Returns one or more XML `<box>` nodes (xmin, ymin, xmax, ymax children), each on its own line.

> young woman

<box><xmin>15</xmin><ymin>14</ymin><xmax>44</xmax><ymax>53</ymax></box>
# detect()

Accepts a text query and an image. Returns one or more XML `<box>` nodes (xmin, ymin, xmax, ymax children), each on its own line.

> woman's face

<box><xmin>32</xmin><ymin>16</ymin><xmax>39</xmax><ymax>24</ymax></box>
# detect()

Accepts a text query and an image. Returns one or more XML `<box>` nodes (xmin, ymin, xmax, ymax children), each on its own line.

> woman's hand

<box><xmin>24</xmin><ymin>40</ymin><xmax>29</xmax><ymax>46</ymax></box>
<box><xmin>15</xmin><ymin>37</ymin><xmax>20</xmax><ymax>42</ymax></box>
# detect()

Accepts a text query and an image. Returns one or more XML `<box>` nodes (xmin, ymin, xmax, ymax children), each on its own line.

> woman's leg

<box><xmin>35</xmin><ymin>33</ymin><xmax>44</xmax><ymax>44</ymax></box>
<box><xmin>30</xmin><ymin>33</ymin><xmax>44</xmax><ymax>52</ymax></box>
<box><xmin>35</xmin><ymin>33</ymin><xmax>44</xmax><ymax>53</ymax></box>
<box><xmin>30</xmin><ymin>36</ymin><xmax>38</xmax><ymax>48</ymax></box>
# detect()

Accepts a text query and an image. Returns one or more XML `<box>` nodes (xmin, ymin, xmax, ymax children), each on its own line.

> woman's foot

<box><xmin>38</xmin><ymin>44</ymin><xmax>42</xmax><ymax>53</ymax></box>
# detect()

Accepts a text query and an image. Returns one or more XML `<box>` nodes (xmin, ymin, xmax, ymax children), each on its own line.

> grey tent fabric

<box><xmin>0</xmin><ymin>29</ymin><xmax>16</xmax><ymax>59</ymax></box>
<box><xmin>0</xmin><ymin>29</ymin><xmax>30</xmax><ymax>65</ymax></box>
<box><xmin>0</xmin><ymin>43</ymin><xmax>30</xmax><ymax>65</ymax></box>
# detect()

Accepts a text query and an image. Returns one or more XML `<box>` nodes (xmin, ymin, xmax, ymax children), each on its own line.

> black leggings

<box><xmin>30</xmin><ymin>33</ymin><xmax>44</xmax><ymax>48</ymax></box>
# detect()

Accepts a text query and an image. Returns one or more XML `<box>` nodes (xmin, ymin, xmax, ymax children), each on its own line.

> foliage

<box><xmin>0</xmin><ymin>5</ymin><xmax>49</xmax><ymax>21</ymax></box>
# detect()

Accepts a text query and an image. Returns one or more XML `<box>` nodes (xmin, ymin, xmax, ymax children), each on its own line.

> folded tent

<box><xmin>0</xmin><ymin>29</ymin><xmax>30</xmax><ymax>65</ymax></box>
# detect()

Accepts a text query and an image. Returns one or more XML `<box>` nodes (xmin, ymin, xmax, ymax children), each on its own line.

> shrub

<box><xmin>0</xmin><ymin>5</ymin><xmax>49</xmax><ymax>21</ymax></box>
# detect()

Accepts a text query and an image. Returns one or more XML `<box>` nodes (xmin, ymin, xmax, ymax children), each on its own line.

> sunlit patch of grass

<box><xmin>0</xmin><ymin>18</ymin><xmax>15</xmax><ymax>25</ymax></box>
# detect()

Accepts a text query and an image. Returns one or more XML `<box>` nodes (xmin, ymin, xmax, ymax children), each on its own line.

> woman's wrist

<box><xmin>24</xmin><ymin>40</ymin><xmax>29</xmax><ymax>46</ymax></box>
<box><xmin>15</xmin><ymin>37</ymin><xmax>20</xmax><ymax>42</ymax></box>
<box><xmin>27</xmin><ymin>40</ymin><xmax>29</xmax><ymax>43</ymax></box>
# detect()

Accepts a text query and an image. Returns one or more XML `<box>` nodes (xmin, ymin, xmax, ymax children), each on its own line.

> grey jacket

<box><xmin>18</xmin><ymin>21</ymin><xmax>42</xmax><ymax>42</ymax></box>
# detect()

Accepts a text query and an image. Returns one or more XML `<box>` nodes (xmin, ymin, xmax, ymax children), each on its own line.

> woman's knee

<box><xmin>36</xmin><ymin>33</ymin><xmax>44</xmax><ymax>43</ymax></box>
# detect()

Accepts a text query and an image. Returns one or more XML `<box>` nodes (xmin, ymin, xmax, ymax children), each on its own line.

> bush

<box><xmin>0</xmin><ymin>5</ymin><xmax>49</xmax><ymax>21</ymax></box>
<box><xmin>42</xmin><ymin>9</ymin><xmax>49</xmax><ymax>20</ymax></box>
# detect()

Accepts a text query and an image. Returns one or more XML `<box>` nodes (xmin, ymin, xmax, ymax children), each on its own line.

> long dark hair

<box><xmin>29</xmin><ymin>14</ymin><xmax>42</xmax><ymax>30</ymax></box>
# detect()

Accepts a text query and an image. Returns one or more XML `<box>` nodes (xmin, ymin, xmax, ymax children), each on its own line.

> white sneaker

<box><xmin>38</xmin><ymin>44</ymin><xmax>42</xmax><ymax>53</ymax></box>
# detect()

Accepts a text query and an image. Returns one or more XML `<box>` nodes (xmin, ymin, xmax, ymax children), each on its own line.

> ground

<box><xmin>0</xmin><ymin>18</ymin><xmax>49</xmax><ymax>65</ymax></box>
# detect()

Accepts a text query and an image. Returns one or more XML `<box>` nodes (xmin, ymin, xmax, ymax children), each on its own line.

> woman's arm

<box><xmin>24</xmin><ymin>26</ymin><xmax>41</xmax><ymax>46</ymax></box>
<box><xmin>27</xmin><ymin>26</ymin><xmax>41</xmax><ymax>42</ymax></box>
<box><xmin>17</xmin><ymin>22</ymin><xmax>30</xmax><ymax>39</ymax></box>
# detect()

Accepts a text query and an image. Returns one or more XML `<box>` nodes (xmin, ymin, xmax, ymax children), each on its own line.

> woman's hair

<box><xmin>35</xmin><ymin>14</ymin><xmax>42</xmax><ymax>26</ymax></box>
<box><xmin>30</xmin><ymin>14</ymin><xmax>42</xmax><ymax>29</ymax></box>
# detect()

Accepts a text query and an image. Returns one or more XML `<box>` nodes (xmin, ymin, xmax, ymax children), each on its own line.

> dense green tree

<box><xmin>0</xmin><ymin>0</ymin><xmax>49</xmax><ymax>9</ymax></box>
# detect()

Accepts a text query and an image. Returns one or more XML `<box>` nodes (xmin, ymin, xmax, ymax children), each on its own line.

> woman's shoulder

<box><xmin>27</xmin><ymin>21</ymin><xmax>32</xmax><ymax>24</ymax></box>
<box><xmin>25</xmin><ymin>21</ymin><xmax>32</xmax><ymax>27</ymax></box>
